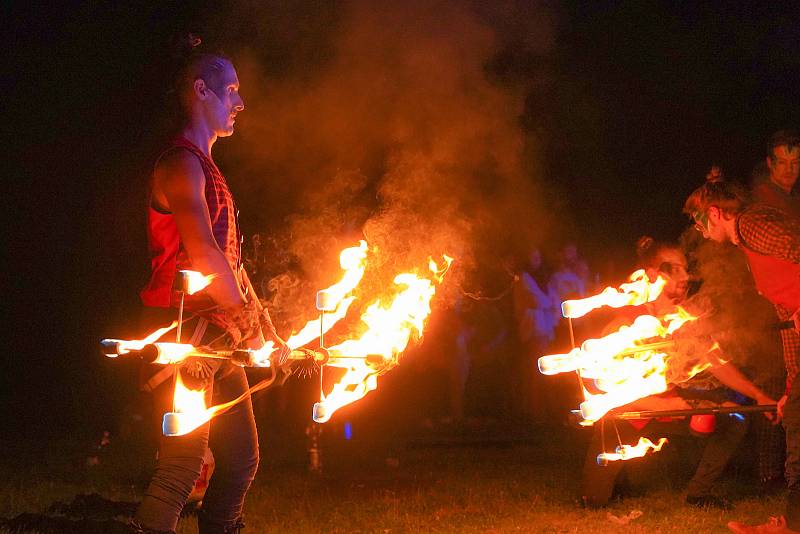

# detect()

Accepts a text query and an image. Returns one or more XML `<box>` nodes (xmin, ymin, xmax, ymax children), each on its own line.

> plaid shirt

<box><xmin>737</xmin><ymin>204</ymin><xmax>800</xmax><ymax>264</ymax></box>
<box><xmin>737</xmin><ymin>204</ymin><xmax>800</xmax><ymax>390</ymax></box>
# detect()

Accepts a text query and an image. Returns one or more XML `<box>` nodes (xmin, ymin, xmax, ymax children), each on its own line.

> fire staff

<box><xmin>132</xmin><ymin>37</ymin><xmax>289</xmax><ymax>534</ymax></box>
<box><xmin>685</xmin><ymin>180</ymin><xmax>800</xmax><ymax>534</ymax></box>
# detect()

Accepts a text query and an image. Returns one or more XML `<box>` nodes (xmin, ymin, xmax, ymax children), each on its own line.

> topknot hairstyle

<box><xmin>169</xmin><ymin>33</ymin><xmax>232</xmax><ymax>101</ymax></box>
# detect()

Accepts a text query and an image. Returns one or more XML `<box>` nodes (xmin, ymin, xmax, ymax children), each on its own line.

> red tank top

<box><xmin>740</xmin><ymin>247</ymin><xmax>800</xmax><ymax>315</ymax></box>
<box><xmin>140</xmin><ymin>137</ymin><xmax>244</xmax><ymax>315</ymax></box>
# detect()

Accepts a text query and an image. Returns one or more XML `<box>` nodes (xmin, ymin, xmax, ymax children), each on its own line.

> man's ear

<box><xmin>194</xmin><ymin>79</ymin><xmax>209</xmax><ymax>100</ymax></box>
<box><xmin>767</xmin><ymin>155</ymin><xmax>775</xmax><ymax>172</ymax></box>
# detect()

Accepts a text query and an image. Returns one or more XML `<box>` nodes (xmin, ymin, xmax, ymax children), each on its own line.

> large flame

<box><xmin>539</xmin><ymin>306</ymin><xmax>707</xmax><ymax>424</ymax></box>
<box><xmin>560</xmin><ymin>269</ymin><xmax>666</xmax><ymax>319</ymax></box>
<box><xmin>317</xmin><ymin>240</ymin><xmax>368</xmax><ymax>308</ymax></box>
<box><xmin>249</xmin><ymin>241</ymin><xmax>369</xmax><ymax>367</ymax></box>
<box><xmin>313</xmin><ymin>255</ymin><xmax>453</xmax><ymax>423</ymax></box>
<box><xmin>164</xmin><ymin>372</ymin><xmax>268</xmax><ymax>437</ymax></box>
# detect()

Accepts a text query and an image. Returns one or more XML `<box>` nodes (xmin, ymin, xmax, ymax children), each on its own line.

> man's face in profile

<box><xmin>202</xmin><ymin>61</ymin><xmax>244</xmax><ymax>138</ymax></box>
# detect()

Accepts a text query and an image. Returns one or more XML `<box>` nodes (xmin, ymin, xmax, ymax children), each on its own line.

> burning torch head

<box><xmin>101</xmin><ymin>339</ymin><xmax>124</xmax><ymax>357</ymax></box>
<box><xmin>162</xmin><ymin>412</ymin><xmax>185</xmax><ymax>437</ymax></box>
<box><xmin>316</xmin><ymin>290</ymin><xmax>337</xmax><ymax>312</ymax></box>
<box><xmin>174</xmin><ymin>270</ymin><xmax>215</xmax><ymax>295</ymax></box>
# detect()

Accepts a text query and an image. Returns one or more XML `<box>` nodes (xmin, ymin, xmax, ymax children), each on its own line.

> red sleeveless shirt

<box><xmin>140</xmin><ymin>137</ymin><xmax>244</xmax><ymax>315</ymax></box>
<box><xmin>740</xmin><ymin>248</ymin><xmax>800</xmax><ymax>315</ymax></box>
<box><xmin>736</xmin><ymin>206</ymin><xmax>800</xmax><ymax>315</ymax></box>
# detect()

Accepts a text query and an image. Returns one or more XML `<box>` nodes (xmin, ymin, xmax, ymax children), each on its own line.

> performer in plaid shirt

<box><xmin>684</xmin><ymin>180</ymin><xmax>800</xmax><ymax>534</ymax></box>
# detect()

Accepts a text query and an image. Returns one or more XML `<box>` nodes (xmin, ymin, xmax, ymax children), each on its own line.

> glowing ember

<box><xmin>596</xmin><ymin>437</ymin><xmax>668</xmax><ymax>464</ymax></box>
<box><xmin>560</xmin><ymin>269</ymin><xmax>666</xmax><ymax>319</ymax></box>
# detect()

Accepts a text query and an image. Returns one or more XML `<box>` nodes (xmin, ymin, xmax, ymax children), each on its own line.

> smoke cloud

<box><xmin>208</xmin><ymin>1</ymin><xmax>557</xmax><ymax>331</ymax></box>
<box><xmin>681</xmin><ymin>232</ymin><xmax>783</xmax><ymax>385</ymax></box>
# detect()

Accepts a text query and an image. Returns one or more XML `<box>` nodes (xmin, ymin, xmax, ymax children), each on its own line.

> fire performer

<box><xmin>581</xmin><ymin>237</ymin><xmax>776</xmax><ymax>510</ymax></box>
<box><xmin>132</xmin><ymin>37</ymin><xmax>289</xmax><ymax>534</ymax></box>
<box><xmin>684</xmin><ymin>181</ymin><xmax>800</xmax><ymax>533</ymax></box>
<box><xmin>747</xmin><ymin>131</ymin><xmax>800</xmax><ymax>494</ymax></box>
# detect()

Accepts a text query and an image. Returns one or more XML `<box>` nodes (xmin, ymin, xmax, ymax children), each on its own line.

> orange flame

<box><xmin>102</xmin><ymin>321</ymin><xmax>178</xmax><ymax>357</ymax></box>
<box><xmin>597</xmin><ymin>437</ymin><xmax>668</xmax><ymax>463</ymax></box>
<box><xmin>178</xmin><ymin>270</ymin><xmax>216</xmax><ymax>295</ymax></box>
<box><xmin>249</xmin><ymin>241</ymin><xmax>369</xmax><ymax>367</ymax></box>
<box><xmin>316</xmin><ymin>240</ymin><xmax>368</xmax><ymax>308</ymax></box>
<box><xmin>313</xmin><ymin>255</ymin><xmax>453</xmax><ymax>423</ymax></box>
<box><xmin>539</xmin><ymin>307</ymin><xmax>704</xmax><ymax>423</ymax></box>
<box><xmin>560</xmin><ymin>269</ymin><xmax>666</xmax><ymax>319</ymax></box>
<box><xmin>148</xmin><ymin>343</ymin><xmax>210</xmax><ymax>365</ymax></box>
<box><xmin>164</xmin><ymin>372</ymin><xmax>262</xmax><ymax>436</ymax></box>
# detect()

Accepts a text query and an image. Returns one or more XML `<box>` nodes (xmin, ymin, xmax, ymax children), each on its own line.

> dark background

<box><xmin>4</xmin><ymin>1</ymin><xmax>800</xmax><ymax>442</ymax></box>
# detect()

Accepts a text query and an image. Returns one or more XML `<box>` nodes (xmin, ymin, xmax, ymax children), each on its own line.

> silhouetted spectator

<box><xmin>513</xmin><ymin>246</ymin><xmax>557</xmax><ymax>422</ymax></box>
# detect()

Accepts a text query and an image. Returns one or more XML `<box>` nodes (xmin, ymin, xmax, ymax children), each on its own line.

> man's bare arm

<box><xmin>154</xmin><ymin>150</ymin><xmax>247</xmax><ymax>310</ymax></box>
<box><xmin>241</xmin><ymin>269</ymin><xmax>291</xmax><ymax>363</ymax></box>
<box><xmin>705</xmin><ymin>349</ymin><xmax>776</xmax><ymax>420</ymax></box>
<box><xmin>709</xmin><ymin>362</ymin><xmax>774</xmax><ymax>405</ymax></box>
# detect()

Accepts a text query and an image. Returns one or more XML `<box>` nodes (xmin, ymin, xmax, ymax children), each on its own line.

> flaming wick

<box><xmin>596</xmin><ymin>437</ymin><xmax>668</xmax><ymax>465</ymax></box>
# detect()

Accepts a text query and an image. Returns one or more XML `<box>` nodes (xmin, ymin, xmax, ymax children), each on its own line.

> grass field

<box><xmin>0</xmin><ymin>414</ymin><xmax>788</xmax><ymax>533</ymax></box>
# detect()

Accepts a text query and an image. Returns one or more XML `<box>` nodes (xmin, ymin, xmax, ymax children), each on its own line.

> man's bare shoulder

<box><xmin>155</xmin><ymin>148</ymin><xmax>205</xmax><ymax>187</ymax></box>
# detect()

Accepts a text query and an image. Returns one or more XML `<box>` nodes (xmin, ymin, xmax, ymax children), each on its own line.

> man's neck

<box><xmin>181</xmin><ymin>125</ymin><xmax>217</xmax><ymax>157</ymax></box>
<box><xmin>770</xmin><ymin>178</ymin><xmax>793</xmax><ymax>195</ymax></box>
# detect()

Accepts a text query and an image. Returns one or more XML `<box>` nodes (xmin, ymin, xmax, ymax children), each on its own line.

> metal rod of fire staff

<box><xmin>611</xmin><ymin>404</ymin><xmax>777</xmax><ymax>419</ymax></box>
<box><xmin>100</xmin><ymin>342</ymin><xmax>342</xmax><ymax>367</ymax></box>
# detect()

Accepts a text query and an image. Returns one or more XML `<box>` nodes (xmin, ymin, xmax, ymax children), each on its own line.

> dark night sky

<box><xmin>5</xmin><ymin>1</ymin><xmax>800</xmax><ymax>438</ymax></box>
